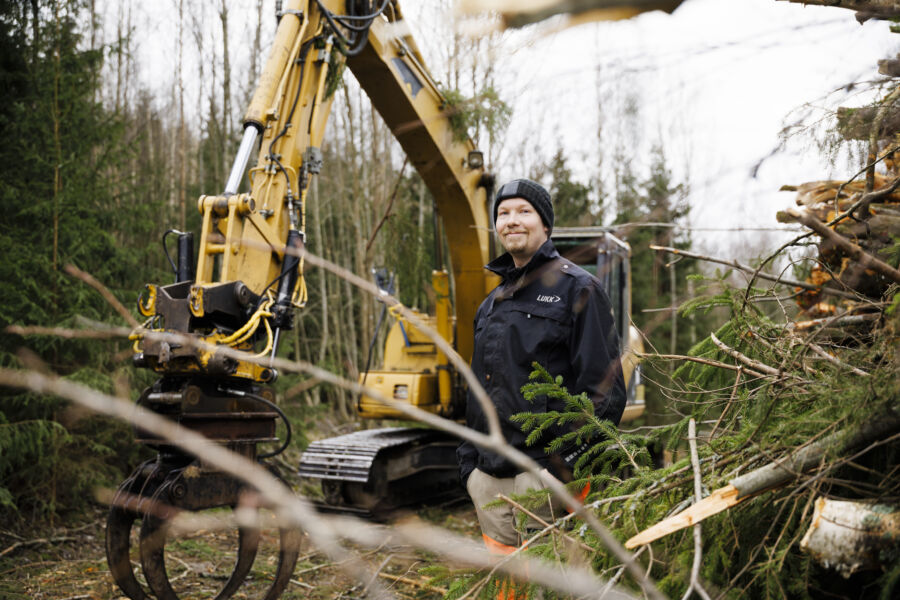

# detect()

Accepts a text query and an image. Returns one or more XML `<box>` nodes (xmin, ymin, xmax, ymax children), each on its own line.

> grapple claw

<box><xmin>106</xmin><ymin>505</ymin><xmax>149</xmax><ymax>600</ymax></box>
<box><xmin>139</xmin><ymin>514</ymin><xmax>178</xmax><ymax>600</ymax></box>
<box><xmin>106</xmin><ymin>380</ymin><xmax>298</xmax><ymax>599</ymax></box>
<box><xmin>215</xmin><ymin>526</ymin><xmax>262</xmax><ymax>600</ymax></box>
<box><xmin>107</xmin><ymin>458</ymin><xmax>299</xmax><ymax>600</ymax></box>
<box><xmin>263</xmin><ymin>528</ymin><xmax>302</xmax><ymax>600</ymax></box>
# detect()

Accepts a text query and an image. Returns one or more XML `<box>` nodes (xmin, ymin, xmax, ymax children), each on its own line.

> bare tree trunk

<box><xmin>313</xmin><ymin>176</ymin><xmax>330</xmax><ymax>366</ymax></box>
<box><xmin>178</xmin><ymin>0</ymin><xmax>186</xmax><ymax>229</ymax></box>
<box><xmin>669</xmin><ymin>229</ymin><xmax>677</xmax><ymax>358</ymax></box>
<box><xmin>219</xmin><ymin>0</ymin><xmax>232</xmax><ymax>179</ymax></box>
<box><xmin>209</xmin><ymin>60</ymin><xmax>220</xmax><ymax>188</ymax></box>
<box><xmin>89</xmin><ymin>0</ymin><xmax>96</xmax><ymax>52</ymax></box>
<box><xmin>249</xmin><ymin>0</ymin><xmax>264</xmax><ymax>92</ymax></box>
<box><xmin>30</xmin><ymin>0</ymin><xmax>38</xmax><ymax>65</ymax></box>
<box><xmin>191</xmin><ymin>4</ymin><xmax>205</xmax><ymax>192</ymax></box>
<box><xmin>123</xmin><ymin>2</ymin><xmax>133</xmax><ymax>110</ymax></box>
<box><xmin>115</xmin><ymin>2</ymin><xmax>123</xmax><ymax>112</ymax></box>
<box><xmin>52</xmin><ymin>0</ymin><xmax>61</xmax><ymax>274</ymax></box>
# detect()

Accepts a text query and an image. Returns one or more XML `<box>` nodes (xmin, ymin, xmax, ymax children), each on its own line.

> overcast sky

<box><xmin>437</xmin><ymin>0</ymin><xmax>900</xmax><ymax>259</ymax></box>
<box><xmin>123</xmin><ymin>0</ymin><xmax>899</xmax><ymax>260</ymax></box>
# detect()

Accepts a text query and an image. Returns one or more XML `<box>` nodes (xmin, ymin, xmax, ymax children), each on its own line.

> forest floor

<box><xmin>0</xmin><ymin>467</ymin><xmax>481</xmax><ymax>600</ymax></box>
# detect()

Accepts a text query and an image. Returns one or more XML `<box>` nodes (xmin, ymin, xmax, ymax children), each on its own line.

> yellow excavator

<box><xmin>107</xmin><ymin>2</ymin><xmax>652</xmax><ymax>598</ymax></box>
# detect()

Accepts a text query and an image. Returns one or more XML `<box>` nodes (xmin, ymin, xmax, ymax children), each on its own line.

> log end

<box><xmin>800</xmin><ymin>497</ymin><xmax>900</xmax><ymax>578</ymax></box>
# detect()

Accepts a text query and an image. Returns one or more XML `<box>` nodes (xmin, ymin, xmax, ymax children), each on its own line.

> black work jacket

<box><xmin>457</xmin><ymin>240</ymin><xmax>626</xmax><ymax>484</ymax></box>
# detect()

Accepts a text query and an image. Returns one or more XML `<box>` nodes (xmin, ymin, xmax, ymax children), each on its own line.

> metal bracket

<box><xmin>304</xmin><ymin>147</ymin><xmax>323</xmax><ymax>174</ymax></box>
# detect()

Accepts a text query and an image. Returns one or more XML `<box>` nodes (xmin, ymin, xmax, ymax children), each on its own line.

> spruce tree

<box><xmin>0</xmin><ymin>0</ymin><xmax>162</xmax><ymax>524</ymax></box>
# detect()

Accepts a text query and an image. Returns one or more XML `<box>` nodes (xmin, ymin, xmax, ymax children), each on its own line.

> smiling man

<box><xmin>457</xmin><ymin>178</ymin><xmax>627</xmax><ymax>555</ymax></box>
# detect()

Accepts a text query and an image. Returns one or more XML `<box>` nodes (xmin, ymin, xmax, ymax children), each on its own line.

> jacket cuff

<box><xmin>459</xmin><ymin>463</ymin><xmax>475</xmax><ymax>487</ymax></box>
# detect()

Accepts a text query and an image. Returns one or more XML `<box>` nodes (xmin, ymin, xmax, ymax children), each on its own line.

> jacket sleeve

<box><xmin>457</xmin><ymin>438</ymin><xmax>477</xmax><ymax>486</ymax></box>
<box><xmin>568</xmin><ymin>279</ymin><xmax>627</xmax><ymax>426</ymax></box>
<box><xmin>457</xmin><ymin>305</ymin><xmax>487</xmax><ymax>487</ymax></box>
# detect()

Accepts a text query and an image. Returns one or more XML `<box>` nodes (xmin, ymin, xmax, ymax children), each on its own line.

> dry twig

<box><xmin>496</xmin><ymin>493</ymin><xmax>594</xmax><ymax>554</ymax></box>
<box><xmin>637</xmin><ymin>351</ymin><xmax>767</xmax><ymax>379</ymax></box>
<box><xmin>649</xmin><ymin>245</ymin><xmax>858</xmax><ymax>301</ymax></box>
<box><xmin>63</xmin><ymin>264</ymin><xmax>139</xmax><ymax>327</ymax></box>
<box><xmin>377</xmin><ymin>572</ymin><xmax>448</xmax><ymax>594</ymax></box>
<box><xmin>806</xmin><ymin>342</ymin><xmax>869</xmax><ymax>377</ymax></box>
<box><xmin>681</xmin><ymin>419</ymin><xmax>712</xmax><ymax>600</ymax></box>
<box><xmin>0</xmin><ymin>535</ymin><xmax>77</xmax><ymax>558</ymax></box>
<box><xmin>709</xmin><ymin>333</ymin><xmax>807</xmax><ymax>383</ymax></box>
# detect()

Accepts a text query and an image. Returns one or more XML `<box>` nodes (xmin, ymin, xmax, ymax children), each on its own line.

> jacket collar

<box><xmin>486</xmin><ymin>239</ymin><xmax>559</xmax><ymax>281</ymax></box>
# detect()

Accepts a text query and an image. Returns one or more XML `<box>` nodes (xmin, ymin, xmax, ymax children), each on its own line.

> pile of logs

<box><xmin>777</xmin><ymin>171</ymin><xmax>900</xmax><ymax>308</ymax></box>
<box><xmin>775</xmin><ymin>41</ymin><xmax>900</xmax><ymax>314</ymax></box>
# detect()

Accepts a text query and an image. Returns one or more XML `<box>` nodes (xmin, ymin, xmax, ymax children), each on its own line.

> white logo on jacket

<box><xmin>536</xmin><ymin>295</ymin><xmax>561</xmax><ymax>303</ymax></box>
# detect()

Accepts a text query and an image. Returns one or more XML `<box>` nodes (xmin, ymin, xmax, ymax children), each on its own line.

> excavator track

<box><xmin>298</xmin><ymin>427</ymin><xmax>463</xmax><ymax>516</ymax></box>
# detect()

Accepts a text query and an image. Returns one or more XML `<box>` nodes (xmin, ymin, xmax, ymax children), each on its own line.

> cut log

<box><xmin>624</xmin><ymin>414</ymin><xmax>900</xmax><ymax>549</ymax></box>
<box><xmin>800</xmin><ymin>497</ymin><xmax>900</xmax><ymax>577</ymax></box>
<box><xmin>785</xmin><ymin>207</ymin><xmax>900</xmax><ymax>286</ymax></box>
<box><xmin>780</xmin><ymin>0</ymin><xmax>900</xmax><ymax>20</ymax></box>
<box><xmin>878</xmin><ymin>57</ymin><xmax>900</xmax><ymax>78</ymax></box>
<box><xmin>835</xmin><ymin>213</ymin><xmax>900</xmax><ymax>241</ymax></box>
<box><xmin>782</xmin><ymin>174</ymin><xmax>899</xmax><ymax>209</ymax></box>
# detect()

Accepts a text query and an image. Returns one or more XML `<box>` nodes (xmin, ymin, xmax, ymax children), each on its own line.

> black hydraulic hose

<box><xmin>244</xmin><ymin>391</ymin><xmax>293</xmax><ymax>459</ymax></box>
<box><xmin>334</xmin><ymin>0</ymin><xmax>391</xmax><ymax>23</ymax></box>
<box><xmin>268</xmin><ymin>41</ymin><xmax>315</xmax><ymax>199</ymax></box>
<box><xmin>314</xmin><ymin>0</ymin><xmax>390</xmax><ymax>57</ymax></box>
<box><xmin>314</xmin><ymin>1</ymin><xmax>355</xmax><ymax>46</ymax></box>
<box><xmin>162</xmin><ymin>229</ymin><xmax>183</xmax><ymax>277</ymax></box>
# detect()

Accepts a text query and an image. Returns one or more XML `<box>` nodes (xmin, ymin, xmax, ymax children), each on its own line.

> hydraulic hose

<box><xmin>243</xmin><ymin>391</ymin><xmax>293</xmax><ymax>459</ymax></box>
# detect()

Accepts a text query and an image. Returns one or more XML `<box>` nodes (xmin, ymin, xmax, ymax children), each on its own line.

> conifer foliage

<box><xmin>0</xmin><ymin>1</ymin><xmax>158</xmax><ymax>524</ymax></box>
<box><xmin>429</xmin><ymin>277</ymin><xmax>899</xmax><ymax>599</ymax></box>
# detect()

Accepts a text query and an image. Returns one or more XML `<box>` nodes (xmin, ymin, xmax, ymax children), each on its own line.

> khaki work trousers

<box><xmin>465</xmin><ymin>467</ymin><xmax>559</xmax><ymax>550</ymax></box>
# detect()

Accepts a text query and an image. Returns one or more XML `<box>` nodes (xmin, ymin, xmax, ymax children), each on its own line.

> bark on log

<box><xmin>781</xmin><ymin>0</ymin><xmax>900</xmax><ymax>20</ymax></box>
<box><xmin>780</xmin><ymin>174</ymin><xmax>899</xmax><ymax>209</ymax></box>
<box><xmin>782</xmin><ymin>0</ymin><xmax>900</xmax><ymax>14</ymax></box>
<box><xmin>784</xmin><ymin>207</ymin><xmax>900</xmax><ymax>285</ymax></box>
<box><xmin>835</xmin><ymin>213</ymin><xmax>900</xmax><ymax>241</ymax></box>
<box><xmin>837</xmin><ymin>105</ymin><xmax>900</xmax><ymax>141</ymax></box>
<box><xmin>879</xmin><ymin>57</ymin><xmax>900</xmax><ymax>78</ymax></box>
<box><xmin>800</xmin><ymin>497</ymin><xmax>900</xmax><ymax>577</ymax></box>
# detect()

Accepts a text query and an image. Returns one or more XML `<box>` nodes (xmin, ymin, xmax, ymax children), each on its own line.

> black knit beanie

<box><xmin>493</xmin><ymin>178</ymin><xmax>554</xmax><ymax>233</ymax></box>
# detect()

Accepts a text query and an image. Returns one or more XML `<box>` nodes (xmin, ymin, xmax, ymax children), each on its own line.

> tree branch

<box><xmin>681</xmin><ymin>419</ymin><xmax>712</xmax><ymax>600</ymax></box>
<box><xmin>64</xmin><ymin>263</ymin><xmax>139</xmax><ymax>327</ymax></box>
<box><xmin>784</xmin><ymin>207</ymin><xmax>900</xmax><ymax>285</ymax></box>
<box><xmin>649</xmin><ymin>245</ymin><xmax>858</xmax><ymax>301</ymax></box>
<box><xmin>710</xmin><ymin>333</ymin><xmax>807</xmax><ymax>383</ymax></box>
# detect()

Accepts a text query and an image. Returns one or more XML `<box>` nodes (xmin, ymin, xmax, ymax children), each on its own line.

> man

<box><xmin>457</xmin><ymin>178</ymin><xmax>627</xmax><ymax>554</ymax></box>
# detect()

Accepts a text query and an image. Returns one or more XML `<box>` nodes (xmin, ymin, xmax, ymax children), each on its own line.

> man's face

<box><xmin>495</xmin><ymin>197</ymin><xmax>549</xmax><ymax>266</ymax></box>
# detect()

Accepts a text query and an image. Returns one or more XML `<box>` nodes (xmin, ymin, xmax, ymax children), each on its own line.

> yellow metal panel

<box><xmin>358</xmin><ymin>371</ymin><xmax>439</xmax><ymax>419</ymax></box>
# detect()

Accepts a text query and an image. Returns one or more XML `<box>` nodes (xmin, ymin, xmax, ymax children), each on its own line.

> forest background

<box><xmin>1</xmin><ymin>0</ymin><xmax>899</xmax><ymax>597</ymax></box>
<box><xmin>0</xmin><ymin>0</ymin><xmax>705</xmax><ymax>521</ymax></box>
